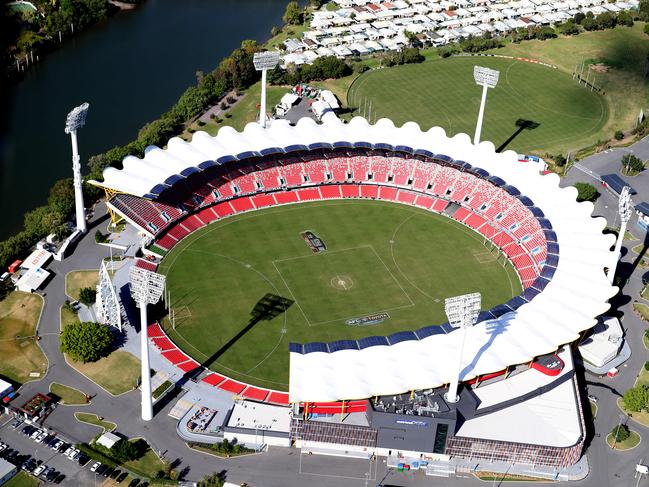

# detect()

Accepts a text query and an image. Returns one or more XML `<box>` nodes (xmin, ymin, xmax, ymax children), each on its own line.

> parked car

<box><xmin>35</xmin><ymin>431</ymin><xmax>48</xmax><ymax>443</ymax></box>
<box><xmin>33</xmin><ymin>464</ymin><xmax>46</xmax><ymax>477</ymax></box>
<box><xmin>10</xmin><ymin>419</ymin><xmax>23</xmax><ymax>429</ymax></box>
<box><xmin>52</xmin><ymin>440</ymin><xmax>64</xmax><ymax>451</ymax></box>
<box><xmin>21</xmin><ymin>458</ymin><xmax>37</xmax><ymax>473</ymax></box>
<box><xmin>53</xmin><ymin>473</ymin><xmax>65</xmax><ymax>484</ymax></box>
<box><xmin>30</xmin><ymin>429</ymin><xmax>41</xmax><ymax>440</ymax></box>
<box><xmin>90</xmin><ymin>462</ymin><xmax>101</xmax><ymax>473</ymax></box>
<box><xmin>110</xmin><ymin>469</ymin><xmax>121</xmax><ymax>479</ymax></box>
<box><xmin>21</xmin><ymin>425</ymin><xmax>34</xmax><ymax>436</ymax></box>
<box><xmin>40</xmin><ymin>466</ymin><xmax>55</xmax><ymax>480</ymax></box>
<box><xmin>77</xmin><ymin>452</ymin><xmax>90</xmax><ymax>466</ymax></box>
<box><xmin>128</xmin><ymin>478</ymin><xmax>140</xmax><ymax>487</ymax></box>
<box><xmin>96</xmin><ymin>464</ymin><xmax>108</xmax><ymax>476</ymax></box>
<box><xmin>45</xmin><ymin>468</ymin><xmax>58</xmax><ymax>482</ymax></box>
<box><xmin>55</xmin><ymin>441</ymin><xmax>68</xmax><ymax>453</ymax></box>
<box><xmin>0</xmin><ymin>443</ymin><xmax>7</xmax><ymax>453</ymax></box>
<box><xmin>103</xmin><ymin>466</ymin><xmax>115</xmax><ymax>478</ymax></box>
<box><xmin>116</xmin><ymin>471</ymin><xmax>128</xmax><ymax>483</ymax></box>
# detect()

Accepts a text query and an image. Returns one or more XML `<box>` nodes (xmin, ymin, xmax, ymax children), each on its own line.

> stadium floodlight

<box><xmin>608</xmin><ymin>186</ymin><xmax>633</xmax><ymax>284</ymax></box>
<box><xmin>64</xmin><ymin>102</ymin><xmax>90</xmax><ymax>233</ymax></box>
<box><xmin>129</xmin><ymin>266</ymin><xmax>166</xmax><ymax>421</ymax></box>
<box><xmin>444</xmin><ymin>292</ymin><xmax>481</xmax><ymax>404</ymax></box>
<box><xmin>96</xmin><ymin>261</ymin><xmax>122</xmax><ymax>332</ymax></box>
<box><xmin>253</xmin><ymin>51</ymin><xmax>280</xmax><ymax>129</ymax></box>
<box><xmin>472</xmin><ymin>66</ymin><xmax>499</xmax><ymax>145</ymax></box>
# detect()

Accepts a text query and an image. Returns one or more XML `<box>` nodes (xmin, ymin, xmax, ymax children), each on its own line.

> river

<box><xmin>1</xmin><ymin>0</ymin><xmax>289</xmax><ymax>240</ymax></box>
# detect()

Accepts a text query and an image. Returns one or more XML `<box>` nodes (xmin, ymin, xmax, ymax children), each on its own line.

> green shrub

<box><xmin>79</xmin><ymin>287</ymin><xmax>97</xmax><ymax>306</ymax></box>
<box><xmin>611</xmin><ymin>423</ymin><xmax>630</xmax><ymax>442</ymax></box>
<box><xmin>574</xmin><ymin>182</ymin><xmax>599</xmax><ymax>202</ymax></box>
<box><xmin>615</xmin><ymin>130</ymin><xmax>624</xmax><ymax>140</ymax></box>
<box><xmin>644</xmin><ymin>361</ymin><xmax>649</xmax><ymax>371</ymax></box>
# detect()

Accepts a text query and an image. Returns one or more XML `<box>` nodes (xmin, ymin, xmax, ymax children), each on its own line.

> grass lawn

<box><xmin>159</xmin><ymin>200</ymin><xmax>520</xmax><ymax>389</ymax></box>
<box><xmin>60</xmin><ymin>308</ymin><xmax>140</xmax><ymax>395</ymax></box>
<box><xmin>49</xmin><ymin>382</ymin><xmax>88</xmax><ymax>405</ymax></box>
<box><xmin>633</xmin><ymin>244</ymin><xmax>646</xmax><ymax>256</ymax></box>
<box><xmin>490</xmin><ymin>24</ymin><xmax>649</xmax><ymax>150</ymax></box>
<box><xmin>634</xmin><ymin>303</ymin><xmax>649</xmax><ymax>322</ymax></box>
<box><xmin>123</xmin><ymin>443</ymin><xmax>165</xmax><ymax>478</ymax></box>
<box><xmin>619</xmin><ymin>397</ymin><xmax>649</xmax><ymax>429</ymax></box>
<box><xmin>637</xmin><ymin>367</ymin><xmax>649</xmax><ymax>387</ymax></box>
<box><xmin>643</xmin><ymin>333</ymin><xmax>649</xmax><ymax>351</ymax></box>
<box><xmin>606</xmin><ymin>430</ymin><xmax>641</xmax><ymax>450</ymax></box>
<box><xmin>74</xmin><ymin>412</ymin><xmax>116</xmax><ymax>433</ymax></box>
<box><xmin>347</xmin><ymin>56</ymin><xmax>606</xmax><ymax>155</ymax></box>
<box><xmin>69</xmin><ymin>351</ymin><xmax>139</xmax><ymax>396</ymax></box>
<box><xmin>0</xmin><ymin>292</ymin><xmax>47</xmax><ymax>384</ymax></box>
<box><xmin>65</xmin><ymin>269</ymin><xmax>99</xmax><ymax>301</ymax></box>
<box><xmin>3</xmin><ymin>471</ymin><xmax>39</xmax><ymax>487</ymax></box>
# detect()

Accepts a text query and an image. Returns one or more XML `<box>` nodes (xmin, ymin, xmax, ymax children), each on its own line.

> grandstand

<box><xmin>92</xmin><ymin>114</ymin><xmax>616</xmax><ymax>471</ymax></box>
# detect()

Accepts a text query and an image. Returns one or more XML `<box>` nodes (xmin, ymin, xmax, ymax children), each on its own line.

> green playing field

<box><xmin>159</xmin><ymin>200</ymin><xmax>521</xmax><ymax>390</ymax></box>
<box><xmin>347</xmin><ymin>56</ymin><xmax>608</xmax><ymax>155</ymax></box>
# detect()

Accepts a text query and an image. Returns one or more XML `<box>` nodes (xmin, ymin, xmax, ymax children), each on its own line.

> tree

<box><xmin>48</xmin><ymin>179</ymin><xmax>76</xmax><ymax>217</ymax></box>
<box><xmin>78</xmin><ymin>287</ymin><xmax>97</xmax><ymax>306</ymax></box>
<box><xmin>621</xmin><ymin>153</ymin><xmax>644</xmax><ymax>174</ymax></box>
<box><xmin>0</xmin><ymin>279</ymin><xmax>14</xmax><ymax>302</ymax></box>
<box><xmin>110</xmin><ymin>439</ymin><xmax>147</xmax><ymax>463</ymax></box>
<box><xmin>645</xmin><ymin>361</ymin><xmax>649</xmax><ymax>371</ymax></box>
<box><xmin>404</xmin><ymin>30</ymin><xmax>418</xmax><ymax>47</ymax></box>
<box><xmin>574</xmin><ymin>182</ymin><xmax>599</xmax><ymax>202</ymax></box>
<box><xmin>611</xmin><ymin>423</ymin><xmax>630</xmax><ymax>442</ymax></box>
<box><xmin>616</xmin><ymin>11</ymin><xmax>634</xmax><ymax>27</ymax></box>
<box><xmin>645</xmin><ymin>23</ymin><xmax>649</xmax><ymax>35</ymax></box>
<box><xmin>198</xmin><ymin>471</ymin><xmax>226</xmax><ymax>487</ymax></box>
<box><xmin>554</xmin><ymin>154</ymin><xmax>567</xmax><ymax>167</ymax></box>
<box><xmin>622</xmin><ymin>385</ymin><xmax>649</xmax><ymax>412</ymax></box>
<box><xmin>60</xmin><ymin>322</ymin><xmax>113</xmax><ymax>363</ymax></box>
<box><xmin>283</xmin><ymin>1</ymin><xmax>303</xmax><ymax>25</ymax></box>
<box><xmin>614</xmin><ymin>130</ymin><xmax>624</xmax><ymax>140</ymax></box>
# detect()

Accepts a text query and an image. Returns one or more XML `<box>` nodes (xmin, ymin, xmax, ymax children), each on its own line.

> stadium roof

<box><xmin>601</xmin><ymin>174</ymin><xmax>636</xmax><ymax>195</ymax></box>
<box><xmin>93</xmin><ymin>114</ymin><xmax>617</xmax><ymax>403</ymax></box>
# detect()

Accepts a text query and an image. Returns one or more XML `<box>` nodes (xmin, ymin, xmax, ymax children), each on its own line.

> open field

<box><xmin>0</xmin><ymin>292</ymin><xmax>46</xmax><ymax>384</ymax></box>
<box><xmin>50</xmin><ymin>382</ymin><xmax>88</xmax><ymax>405</ymax></box>
<box><xmin>490</xmin><ymin>23</ymin><xmax>649</xmax><ymax>150</ymax></box>
<box><xmin>60</xmin><ymin>308</ymin><xmax>140</xmax><ymax>395</ymax></box>
<box><xmin>65</xmin><ymin>269</ymin><xmax>99</xmax><ymax>301</ymax></box>
<box><xmin>74</xmin><ymin>412</ymin><xmax>116</xmax><ymax>433</ymax></box>
<box><xmin>3</xmin><ymin>472</ymin><xmax>39</xmax><ymax>487</ymax></box>
<box><xmin>348</xmin><ymin>56</ymin><xmax>607</xmax><ymax>155</ymax></box>
<box><xmin>123</xmin><ymin>442</ymin><xmax>165</xmax><ymax>478</ymax></box>
<box><xmin>159</xmin><ymin>200</ymin><xmax>521</xmax><ymax>389</ymax></box>
<box><xmin>68</xmin><ymin>350</ymin><xmax>139</xmax><ymax>396</ymax></box>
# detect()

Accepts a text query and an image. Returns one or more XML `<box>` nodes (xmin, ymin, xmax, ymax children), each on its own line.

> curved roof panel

<box><xmin>91</xmin><ymin>115</ymin><xmax>616</xmax><ymax>403</ymax></box>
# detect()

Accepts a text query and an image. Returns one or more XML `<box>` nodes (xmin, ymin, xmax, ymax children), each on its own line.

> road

<box><xmin>4</xmin><ymin>137</ymin><xmax>649</xmax><ymax>486</ymax></box>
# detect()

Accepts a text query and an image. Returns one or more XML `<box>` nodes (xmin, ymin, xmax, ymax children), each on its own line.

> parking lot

<box><xmin>0</xmin><ymin>414</ymin><xmax>138</xmax><ymax>486</ymax></box>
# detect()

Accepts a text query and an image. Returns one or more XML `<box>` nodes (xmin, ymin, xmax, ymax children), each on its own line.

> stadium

<box><xmin>92</xmin><ymin>112</ymin><xmax>617</xmax><ymax>475</ymax></box>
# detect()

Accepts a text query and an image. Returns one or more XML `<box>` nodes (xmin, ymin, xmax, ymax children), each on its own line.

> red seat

<box><xmin>320</xmin><ymin>185</ymin><xmax>342</xmax><ymax>199</ymax></box>
<box><xmin>241</xmin><ymin>387</ymin><xmax>269</xmax><ymax>401</ymax></box>
<box><xmin>219</xmin><ymin>379</ymin><xmax>246</xmax><ymax>394</ymax></box>
<box><xmin>341</xmin><ymin>185</ymin><xmax>360</xmax><ymax>198</ymax></box>
<box><xmin>267</xmin><ymin>391</ymin><xmax>290</xmax><ymax>405</ymax></box>
<box><xmin>202</xmin><ymin>373</ymin><xmax>226</xmax><ymax>386</ymax></box>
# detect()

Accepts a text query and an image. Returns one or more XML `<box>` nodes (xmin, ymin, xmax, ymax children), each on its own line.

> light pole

<box><xmin>253</xmin><ymin>51</ymin><xmax>280</xmax><ymax>128</ymax></box>
<box><xmin>65</xmin><ymin>102</ymin><xmax>90</xmax><ymax>233</ymax></box>
<box><xmin>444</xmin><ymin>292</ymin><xmax>481</xmax><ymax>403</ymax></box>
<box><xmin>608</xmin><ymin>186</ymin><xmax>632</xmax><ymax>284</ymax></box>
<box><xmin>472</xmin><ymin>66</ymin><xmax>499</xmax><ymax>145</ymax></box>
<box><xmin>612</xmin><ymin>413</ymin><xmax>626</xmax><ymax>450</ymax></box>
<box><xmin>129</xmin><ymin>265</ymin><xmax>166</xmax><ymax>421</ymax></box>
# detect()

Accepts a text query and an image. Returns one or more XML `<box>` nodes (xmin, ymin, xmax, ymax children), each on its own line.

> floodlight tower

<box><xmin>444</xmin><ymin>292</ymin><xmax>481</xmax><ymax>404</ymax></box>
<box><xmin>253</xmin><ymin>51</ymin><xmax>280</xmax><ymax>129</ymax></box>
<box><xmin>608</xmin><ymin>186</ymin><xmax>633</xmax><ymax>284</ymax></box>
<box><xmin>65</xmin><ymin>102</ymin><xmax>90</xmax><ymax>233</ymax></box>
<box><xmin>472</xmin><ymin>66</ymin><xmax>499</xmax><ymax>145</ymax></box>
<box><xmin>129</xmin><ymin>266</ymin><xmax>166</xmax><ymax>421</ymax></box>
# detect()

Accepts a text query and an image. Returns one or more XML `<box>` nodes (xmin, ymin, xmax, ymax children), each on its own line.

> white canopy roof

<box><xmin>92</xmin><ymin>115</ymin><xmax>617</xmax><ymax>403</ymax></box>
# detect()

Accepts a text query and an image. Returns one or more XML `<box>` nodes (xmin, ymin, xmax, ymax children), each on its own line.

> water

<box><xmin>1</xmin><ymin>0</ymin><xmax>288</xmax><ymax>240</ymax></box>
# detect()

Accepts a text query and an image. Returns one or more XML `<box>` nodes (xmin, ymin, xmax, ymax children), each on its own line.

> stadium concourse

<box><xmin>91</xmin><ymin>113</ymin><xmax>616</xmax><ymax>476</ymax></box>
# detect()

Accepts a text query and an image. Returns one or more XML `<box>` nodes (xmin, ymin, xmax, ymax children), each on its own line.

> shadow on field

<box><xmin>201</xmin><ymin>293</ymin><xmax>294</xmax><ymax>369</ymax></box>
<box><xmin>496</xmin><ymin>118</ymin><xmax>540</xmax><ymax>153</ymax></box>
